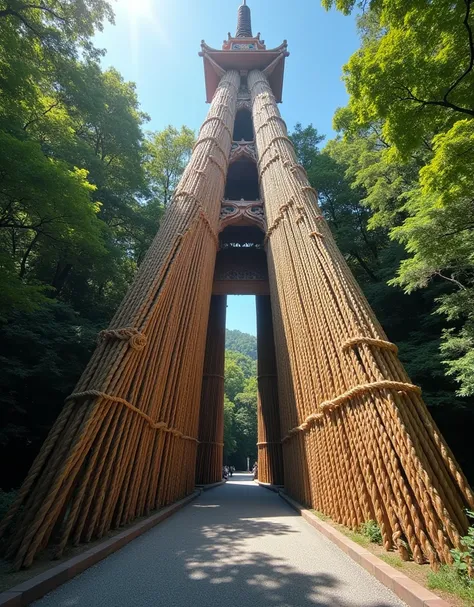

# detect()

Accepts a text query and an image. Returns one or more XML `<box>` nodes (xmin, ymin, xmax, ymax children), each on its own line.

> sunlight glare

<box><xmin>120</xmin><ymin>0</ymin><xmax>155</xmax><ymax>19</ymax></box>
<box><xmin>113</xmin><ymin>0</ymin><xmax>170</xmax><ymax>69</ymax></box>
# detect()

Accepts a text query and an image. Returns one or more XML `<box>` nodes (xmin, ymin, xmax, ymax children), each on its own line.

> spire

<box><xmin>236</xmin><ymin>1</ymin><xmax>253</xmax><ymax>38</ymax></box>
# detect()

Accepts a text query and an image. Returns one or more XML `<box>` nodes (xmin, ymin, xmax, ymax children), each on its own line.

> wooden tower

<box><xmin>1</xmin><ymin>2</ymin><xmax>472</xmax><ymax>569</ymax></box>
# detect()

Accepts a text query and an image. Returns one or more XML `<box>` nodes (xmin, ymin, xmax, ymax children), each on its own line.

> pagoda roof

<box><xmin>200</xmin><ymin>40</ymin><xmax>289</xmax><ymax>103</ymax></box>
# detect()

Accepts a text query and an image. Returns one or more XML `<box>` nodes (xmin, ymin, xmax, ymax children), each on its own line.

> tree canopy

<box><xmin>271</xmin><ymin>0</ymin><xmax>474</xmax><ymax>481</ymax></box>
<box><xmin>0</xmin><ymin>0</ymin><xmax>195</xmax><ymax>488</ymax></box>
<box><xmin>1</xmin><ymin>0</ymin><xmax>473</xmax><ymax>491</ymax></box>
<box><xmin>320</xmin><ymin>0</ymin><xmax>474</xmax><ymax>399</ymax></box>
<box><xmin>225</xmin><ymin>329</ymin><xmax>257</xmax><ymax>360</ymax></box>
<box><xmin>289</xmin><ymin>118</ymin><xmax>474</xmax><ymax>480</ymax></box>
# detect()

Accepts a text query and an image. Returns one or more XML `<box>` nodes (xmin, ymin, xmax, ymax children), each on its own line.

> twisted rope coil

<box><xmin>65</xmin><ymin>390</ymin><xmax>199</xmax><ymax>443</ymax></box>
<box><xmin>98</xmin><ymin>328</ymin><xmax>147</xmax><ymax>352</ymax></box>
<box><xmin>259</xmin><ymin>153</ymin><xmax>280</xmax><ymax>178</ymax></box>
<box><xmin>198</xmin><ymin>209</ymin><xmax>219</xmax><ymax>248</ymax></box>
<box><xmin>281</xmin><ymin>381</ymin><xmax>421</xmax><ymax>443</ymax></box>
<box><xmin>193</xmin><ymin>136</ymin><xmax>227</xmax><ymax>160</ymax></box>
<box><xmin>199</xmin><ymin>116</ymin><xmax>233</xmax><ymax>140</ymax></box>
<box><xmin>342</xmin><ymin>336</ymin><xmax>399</xmax><ymax>355</ymax></box>
<box><xmin>264</xmin><ymin>205</ymin><xmax>289</xmax><ymax>245</ymax></box>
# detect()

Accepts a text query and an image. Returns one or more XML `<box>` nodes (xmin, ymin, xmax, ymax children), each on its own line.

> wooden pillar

<box><xmin>256</xmin><ymin>295</ymin><xmax>283</xmax><ymax>485</ymax></box>
<box><xmin>196</xmin><ymin>295</ymin><xmax>227</xmax><ymax>485</ymax></box>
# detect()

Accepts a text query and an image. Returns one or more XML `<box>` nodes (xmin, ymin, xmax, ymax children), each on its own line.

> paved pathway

<box><xmin>34</xmin><ymin>474</ymin><xmax>406</xmax><ymax>606</ymax></box>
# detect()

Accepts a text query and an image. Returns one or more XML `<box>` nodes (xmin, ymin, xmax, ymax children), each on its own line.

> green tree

<box><xmin>224</xmin><ymin>356</ymin><xmax>245</xmax><ymax>402</ymax></box>
<box><xmin>0</xmin><ymin>0</ymin><xmax>113</xmax><ymax>44</ymax></box>
<box><xmin>0</xmin><ymin>302</ymin><xmax>98</xmax><ymax>488</ymax></box>
<box><xmin>322</xmin><ymin>0</ymin><xmax>474</xmax><ymax>153</ymax></box>
<box><xmin>223</xmin><ymin>348</ymin><xmax>258</xmax><ymax>469</ymax></box>
<box><xmin>225</xmin><ymin>329</ymin><xmax>257</xmax><ymax>360</ymax></box>
<box><xmin>290</xmin><ymin>123</ymin><xmax>325</xmax><ymax>169</ymax></box>
<box><xmin>226</xmin><ymin>350</ymin><xmax>256</xmax><ymax>379</ymax></box>
<box><xmin>388</xmin><ymin>120</ymin><xmax>474</xmax><ymax>395</ymax></box>
<box><xmin>144</xmin><ymin>126</ymin><xmax>195</xmax><ymax>207</ymax></box>
<box><xmin>290</xmin><ymin>124</ymin><xmax>383</xmax><ymax>282</ymax></box>
<box><xmin>0</xmin><ymin>0</ymin><xmax>195</xmax><ymax>491</ymax></box>
<box><xmin>320</xmin><ymin>0</ymin><xmax>474</xmax><ymax>396</ymax></box>
<box><xmin>0</xmin><ymin>0</ymin><xmax>114</xmax><ymax>138</ymax></box>
<box><xmin>0</xmin><ymin>132</ymin><xmax>104</xmax><ymax>317</ymax></box>
<box><xmin>233</xmin><ymin>376</ymin><xmax>258</xmax><ymax>469</ymax></box>
<box><xmin>133</xmin><ymin>125</ymin><xmax>195</xmax><ymax>261</ymax></box>
<box><xmin>291</xmin><ymin>120</ymin><xmax>474</xmax><ymax>481</ymax></box>
<box><xmin>223</xmin><ymin>396</ymin><xmax>237</xmax><ymax>462</ymax></box>
<box><xmin>1</xmin><ymin>48</ymin><xmax>149</xmax><ymax>313</ymax></box>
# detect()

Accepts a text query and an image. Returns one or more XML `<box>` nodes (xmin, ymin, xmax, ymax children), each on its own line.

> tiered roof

<box><xmin>200</xmin><ymin>2</ymin><xmax>289</xmax><ymax>103</ymax></box>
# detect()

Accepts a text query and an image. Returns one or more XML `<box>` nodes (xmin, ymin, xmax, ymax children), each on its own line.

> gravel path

<box><xmin>34</xmin><ymin>474</ymin><xmax>406</xmax><ymax>606</ymax></box>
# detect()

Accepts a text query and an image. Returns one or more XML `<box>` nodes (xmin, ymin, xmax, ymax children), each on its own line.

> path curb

<box><xmin>279</xmin><ymin>492</ymin><xmax>451</xmax><ymax>607</ymax></box>
<box><xmin>196</xmin><ymin>480</ymin><xmax>226</xmax><ymax>491</ymax></box>
<box><xmin>0</xmin><ymin>490</ymin><xmax>201</xmax><ymax>607</ymax></box>
<box><xmin>256</xmin><ymin>481</ymin><xmax>284</xmax><ymax>493</ymax></box>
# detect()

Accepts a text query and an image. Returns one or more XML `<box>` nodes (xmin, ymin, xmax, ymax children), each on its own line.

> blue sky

<box><xmin>95</xmin><ymin>0</ymin><xmax>360</xmax><ymax>335</ymax></box>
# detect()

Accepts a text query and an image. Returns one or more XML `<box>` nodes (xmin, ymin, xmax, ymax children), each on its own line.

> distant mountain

<box><xmin>225</xmin><ymin>329</ymin><xmax>257</xmax><ymax>360</ymax></box>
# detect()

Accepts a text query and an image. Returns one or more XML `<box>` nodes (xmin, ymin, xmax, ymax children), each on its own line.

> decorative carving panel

<box><xmin>222</xmin><ymin>33</ymin><xmax>266</xmax><ymax>52</ymax></box>
<box><xmin>212</xmin><ymin>247</ymin><xmax>269</xmax><ymax>295</ymax></box>
<box><xmin>237</xmin><ymin>85</ymin><xmax>251</xmax><ymax>111</ymax></box>
<box><xmin>238</xmin><ymin>84</ymin><xmax>250</xmax><ymax>97</ymax></box>
<box><xmin>216</xmin><ymin>269</ymin><xmax>266</xmax><ymax>281</ymax></box>
<box><xmin>219</xmin><ymin>199</ymin><xmax>266</xmax><ymax>232</ymax></box>
<box><xmin>236</xmin><ymin>99</ymin><xmax>252</xmax><ymax>112</ymax></box>
<box><xmin>229</xmin><ymin>141</ymin><xmax>257</xmax><ymax>163</ymax></box>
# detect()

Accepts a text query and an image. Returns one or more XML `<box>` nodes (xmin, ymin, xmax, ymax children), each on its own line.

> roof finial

<box><xmin>236</xmin><ymin>0</ymin><xmax>252</xmax><ymax>38</ymax></box>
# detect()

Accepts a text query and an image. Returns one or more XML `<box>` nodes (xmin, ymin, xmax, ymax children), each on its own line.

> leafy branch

<box><xmin>395</xmin><ymin>0</ymin><xmax>474</xmax><ymax>118</ymax></box>
<box><xmin>443</xmin><ymin>0</ymin><xmax>474</xmax><ymax>105</ymax></box>
<box><xmin>0</xmin><ymin>3</ymin><xmax>65</xmax><ymax>21</ymax></box>
<box><xmin>396</xmin><ymin>85</ymin><xmax>474</xmax><ymax>118</ymax></box>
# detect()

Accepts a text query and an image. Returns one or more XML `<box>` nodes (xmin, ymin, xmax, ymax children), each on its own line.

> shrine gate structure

<box><xmin>2</xmin><ymin>1</ymin><xmax>473</xmax><ymax>570</ymax></box>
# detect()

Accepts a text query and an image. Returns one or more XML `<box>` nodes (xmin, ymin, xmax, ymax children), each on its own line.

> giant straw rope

<box><xmin>249</xmin><ymin>69</ymin><xmax>473</xmax><ymax>566</ymax></box>
<box><xmin>0</xmin><ymin>71</ymin><xmax>240</xmax><ymax>570</ymax></box>
<box><xmin>0</xmin><ymin>69</ymin><xmax>472</xmax><ymax>569</ymax></box>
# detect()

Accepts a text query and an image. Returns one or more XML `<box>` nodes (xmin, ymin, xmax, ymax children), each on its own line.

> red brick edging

<box><xmin>279</xmin><ymin>492</ymin><xmax>450</xmax><ymax>607</ymax></box>
<box><xmin>0</xmin><ymin>490</ymin><xmax>201</xmax><ymax>607</ymax></box>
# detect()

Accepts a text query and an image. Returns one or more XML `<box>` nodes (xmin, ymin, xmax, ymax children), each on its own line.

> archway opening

<box><xmin>197</xmin><ymin>223</ymin><xmax>283</xmax><ymax>487</ymax></box>
<box><xmin>224</xmin><ymin>295</ymin><xmax>258</xmax><ymax>473</ymax></box>
<box><xmin>224</xmin><ymin>159</ymin><xmax>259</xmax><ymax>201</ymax></box>
<box><xmin>233</xmin><ymin>109</ymin><xmax>254</xmax><ymax>141</ymax></box>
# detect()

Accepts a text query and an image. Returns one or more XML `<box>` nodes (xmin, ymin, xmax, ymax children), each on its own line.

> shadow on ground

<box><xmin>33</xmin><ymin>475</ymin><xmax>403</xmax><ymax>607</ymax></box>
